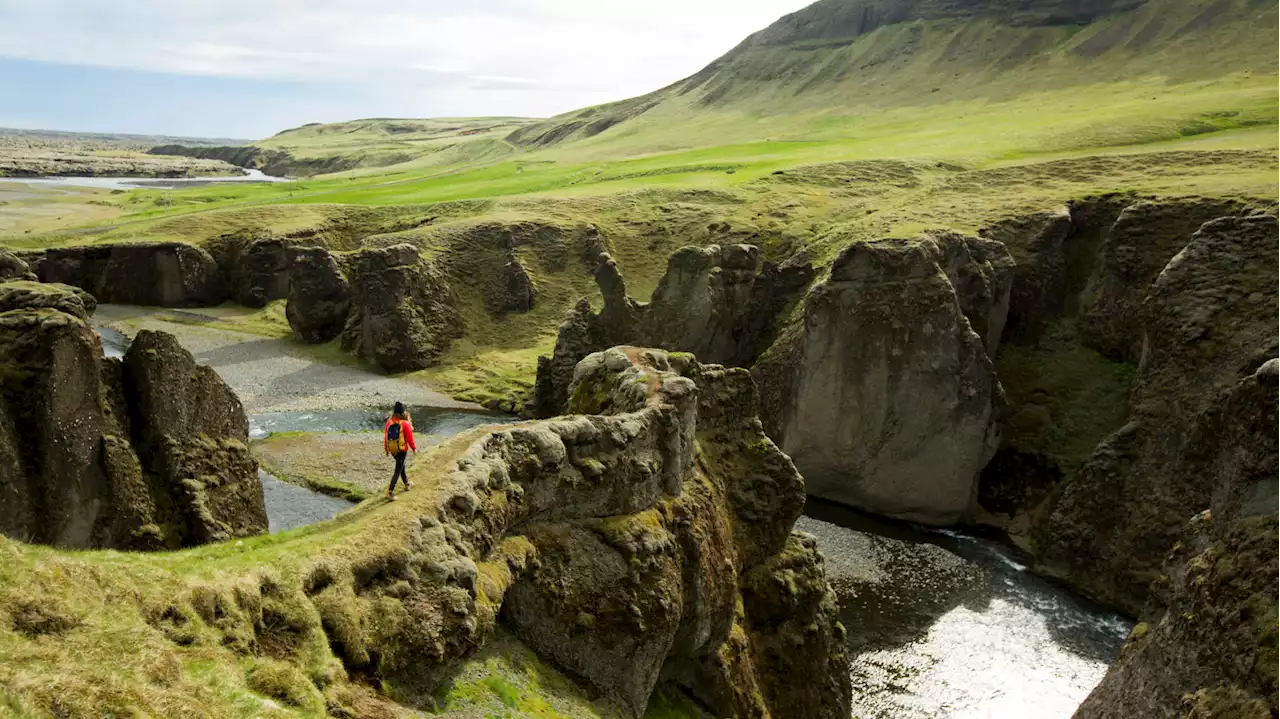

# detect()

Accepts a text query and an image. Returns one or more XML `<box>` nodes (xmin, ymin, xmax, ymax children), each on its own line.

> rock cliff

<box><xmin>1075</xmin><ymin>359</ymin><xmax>1277</xmax><ymax>718</ymax></box>
<box><xmin>755</xmin><ymin>232</ymin><xmax>1011</xmax><ymax>525</ymax></box>
<box><xmin>283</xmin><ymin>243</ymin><xmax>463</xmax><ymax>372</ymax></box>
<box><xmin>0</xmin><ymin>345</ymin><xmax>850</xmax><ymax>718</ymax></box>
<box><xmin>28</xmin><ymin>242</ymin><xmax>223</xmax><ymax>307</ymax></box>
<box><xmin>340</xmin><ymin>244</ymin><xmax>461</xmax><ymax>372</ymax></box>
<box><xmin>0</xmin><ymin>285</ymin><xmax>266</xmax><ymax>549</ymax></box>
<box><xmin>533</xmin><ymin>244</ymin><xmax>813</xmax><ymax>418</ymax></box>
<box><xmin>1032</xmin><ymin>214</ymin><xmax>1277</xmax><ymax>614</ymax></box>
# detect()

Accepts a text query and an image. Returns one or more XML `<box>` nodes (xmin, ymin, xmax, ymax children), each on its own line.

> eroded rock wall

<box><xmin>533</xmin><ymin>243</ymin><xmax>814</xmax><ymax>418</ymax></box>
<box><xmin>1033</xmin><ymin>214</ymin><xmax>1278</xmax><ymax>614</ymax></box>
<box><xmin>1075</xmin><ymin>359</ymin><xmax>1278</xmax><ymax>719</ymax></box>
<box><xmin>33</xmin><ymin>242</ymin><xmax>222</xmax><ymax>307</ymax></box>
<box><xmin>0</xmin><ymin>286</ymin><xmax>265</xmax><ymax>549</ymax></box>
<box><xmin>757</xmin><ymin>233</ymin><xmax>1009</xmax><ymax>525</ymax></box>
<box><xmin>340</xmin><ymin>244</ymin><xmax>462</xmax><ymax>373</ymax></box>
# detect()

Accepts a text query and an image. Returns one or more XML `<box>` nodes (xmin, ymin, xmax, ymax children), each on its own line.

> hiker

<box><xmin>384</xmin><ymin>401</ymin><xmax>417</xmax><ymax>500</ymax></box>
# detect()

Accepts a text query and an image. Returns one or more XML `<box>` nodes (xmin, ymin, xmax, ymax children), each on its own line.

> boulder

<box><xmin>0</xmin><ymin>287</ymin><xmax>265</xmax><ymax>550</ymax></box>
<box><xmin>1075</xmin><ymin>360</ymin><xmax>1278</xmax><ymax>718</ymax></box>
<box><xmin>285</xmin><ymin>246</ymin><xmax>350</xmax><ymax>344</ymax></box>
<box><xmin>1035</xmin><ymin>215</ymin><xmax>1279</xmax><ymax>614</ymax></box>
<box><xmin>759</xmin><ymin>236</ymin><xmax>1004</xmax><ymax>525</ymax></box>
<box><xmin>0</xmin><ymin>249</ymin><xmax>37</xmax><ymax>282</ymax></box>
<box><xmin>37</xmin><ymin>242</ymin><xmax>221</xmax><ymax>307</ymax></box>
<box><xmin>341</xmin><ymin>244</ymin><xmax>462</xmax><ymax>372</ymax></box>
<box><xmin>1081</xmin><ymin>198</ymin><xmax>1249</xmax><ymax>361</ymax></box>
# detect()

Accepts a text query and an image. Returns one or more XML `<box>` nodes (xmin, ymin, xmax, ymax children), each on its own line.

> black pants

<box><xmin>389</xmin><ymin>451</ymin><xmax>408</xmax><ymax>491</ymax></box>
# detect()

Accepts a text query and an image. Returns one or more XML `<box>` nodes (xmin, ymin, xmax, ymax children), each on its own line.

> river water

<box><xmin>5</xmin><ymin>168</ymin><xmax>292</xmax><ymax>190</ymax></box>
<box><xmin>801</xmin><ymin>500</ymin><xmax>1131</xmax><ymax>718</ymax></box>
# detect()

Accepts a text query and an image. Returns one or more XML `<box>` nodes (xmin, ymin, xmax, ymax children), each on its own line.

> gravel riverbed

<box><xmin>93</xmin><ymin>304</ymin><xmax>476</xmax><ymax>414</ymax></box>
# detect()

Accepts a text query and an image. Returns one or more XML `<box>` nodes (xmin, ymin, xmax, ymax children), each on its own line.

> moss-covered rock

<box><xmin>1075</xmin><ymin>359</ymin><xmax>1277</xmax><ymax>718</ymax></box>
<box><xmin>0</xmin><ymin>291</ymin><xmax>266</xmax><ymax>550</ymax></box>
<box><xmin>341</xmin><ymin>243</ymin><xmax>463</xmax><ymax>372</ymax></box>
<box><xmin>1035</xmin><ymin>214</ymin><xmax>1278</xmax><ymax>614</ymax></box>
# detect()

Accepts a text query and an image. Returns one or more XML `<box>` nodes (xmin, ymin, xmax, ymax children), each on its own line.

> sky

<box><xmin>0</xmin><ymin>0</ymin><xmax>813</xmax><ymax>140</ymax></box>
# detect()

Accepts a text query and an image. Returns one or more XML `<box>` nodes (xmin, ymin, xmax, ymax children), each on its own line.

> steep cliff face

<box><xmin>341</xmin><ymin>244</ymin><xmax>462</xmax><ymax>373</ymax></box>
<box><xmin>283</xmin><ymin>243</ymin><xmax>462</xmax><ymax>372</ymax></box>
<box><xmin>29</xmin><ymin>242</ymin><xmax>222</xmax><ymax>307</ymax></box>
<box><xmin>1075</xmin><ymin>359</ymin><xmax>1278</xmax><ymax>718</ymax></box>
<box><xmin>0</xmin><ymin>285</ymin><xmax>265</xmax><ymax>549</ymax></box>
<box><xmin>285</xmin><ymin>246</ymin><xmax>351</xmax><ymax>344</ymax></box>
<box><xmin>757</xmin><ymin>232</ymin><xmax>1010</xmax><ymax>525</ymax></box>
<box><xmin>1033</xmin><ymin>214</ymin><xmax>1277</xmax><ymax>614</ymax></box>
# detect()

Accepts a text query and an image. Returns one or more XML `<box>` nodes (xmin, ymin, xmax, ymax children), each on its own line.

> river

<box><xmin>3</xmin><ymin>168</ymin><xmax>293</xmax><ymax>190</ymax></box>
<box><xmin>93</xmin><ymin>323</ymin><xmax>1129</xmax><ymax>716</ymax></box>
<box><xmin>801</xmin><ymin>500</ymin><xmax>1130</xmax><ymax>718</ymax></box>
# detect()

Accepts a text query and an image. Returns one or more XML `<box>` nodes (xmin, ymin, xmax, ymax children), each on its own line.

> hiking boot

<box><xmin>386</xmin><ymin>490</ymin><xmax>396</xmax><ymax>501</ymax></box>
<box><xmin>403</xmin><ymin>481</ymin><xmax>413</xmax><ymax>491</ymax></box>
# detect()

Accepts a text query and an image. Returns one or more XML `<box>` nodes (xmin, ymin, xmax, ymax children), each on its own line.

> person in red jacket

<box><xmin>384</xmin><ymin>401</ymin><xmax>416</xmax><ymax>500</ymax></box>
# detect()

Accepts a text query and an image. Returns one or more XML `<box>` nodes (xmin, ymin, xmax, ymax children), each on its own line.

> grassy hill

<box><xmin>2</xmin><ymin>0</ymin><xmax>1276</xmax><ymax>406</ymax></box>
<box><xmin>509</xmin><ymin>0</ymin><xmax>1277</xmax><ymax>157</ymax></box>
<box><xmin>151</xmin><ymin>117</ymin><xmax>536</xmax><ymax>178</ymax></box>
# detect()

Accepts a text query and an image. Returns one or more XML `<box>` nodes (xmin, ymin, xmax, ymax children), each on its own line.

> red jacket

<box><xmin>384</xmin><ymin>417</ymin><xmax>416</xmax><ymax>454</ymax></box>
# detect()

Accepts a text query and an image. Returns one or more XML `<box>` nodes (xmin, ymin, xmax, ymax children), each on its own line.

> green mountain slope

<box><xmin>509</xmin><ymin>0</ymin><xmax>1277</xmax><ymax>156</ymax></box>
<box><xmin>151</xmin><ymin>117</ymin><xmax>536</xmax><ymax>177</ymax></box>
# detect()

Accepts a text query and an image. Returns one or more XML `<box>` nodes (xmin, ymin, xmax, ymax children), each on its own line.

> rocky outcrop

<box><xmin>205</xmin><ymin>231</ymin><xmax>292</xmax><ymax>308</ymax></box>
<box><xmin>0</xmin><ymin>280</ymin><xmax>97</xmax><ymax>321</ymax></box>
<box><xmin>533</xmin><ymin>244</ymin><xmax>813</xmax><ymax>417</ymax></box>
<box><xmin>0</xmin><ymin>249</ymin><xmax>38</xmax><ymax>282</ymax></box>
<box><xmin>756</xmin><ymin>232</ymin><xmax>1010</xmax><ymax>525</ymax></box>
<box><xmin>1035</xmin><ymin>215</ymin><xmax>1279</xmax><ymax>614</ymax></box>
<box><xmin>486</xmin><ymin>255</ymin><xmax>536</xmax><ymax>314</ymax></box>
<box><xmin>0</xmin><ymin>286</ymin><xmax>265</xmax><ymax>549</ymax></box>
<box><xmin>285</xmin><ymin>246</ymin><xmax>350</xmax><ymax>344</ymax></box>
<box><xmin>282</xmin><ymin>243</ymin><xmax>462</xmax><ymax>370</ymax></box>
<box><xmin>498</xmin><ymin>348</ymin><xmax>847</xmax><ymax>718</ymax></box>
<box><xmin>1075</xmin><ymin>359</ymin><xmax>1278</xmax><ymax>719</ymax></box>
<box><xmin>1081</xmin><ymin>198</ymin><xmax>1249</xmax><ymax>361</ymax></box>
<box><xmin>341</xmin><ymin>244</ymin><xmax>462</xmax><ymax>373</ymax></box>
<box><xmin>29</xmin><ymin>242</ymin><xmax>222</xmax><ymax>307</ymax></box>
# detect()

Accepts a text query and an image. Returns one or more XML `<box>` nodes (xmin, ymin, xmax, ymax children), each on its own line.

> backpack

<box><xmin>386</xmin><ymin>420</ymin><xmax>407</xmax><ymax>453</ymax></box>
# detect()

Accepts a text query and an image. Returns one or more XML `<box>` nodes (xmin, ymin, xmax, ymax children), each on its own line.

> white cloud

<box><xmin>0</xmin><ymin>0</ymin><xmax>814</xmax><ymax>117</ymax></box>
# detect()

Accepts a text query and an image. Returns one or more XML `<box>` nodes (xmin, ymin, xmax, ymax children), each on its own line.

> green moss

<box><xmin>995</xmin><ymin>319</ymin><xmax>1136</xmax><ymax>475</ymax></box>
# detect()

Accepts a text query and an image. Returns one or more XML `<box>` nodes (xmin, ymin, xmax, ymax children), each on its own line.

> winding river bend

<box><xmin>94</xmin><ymin>319</ymin><xmax>1129</xmax><ymax>717</ymax></box>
